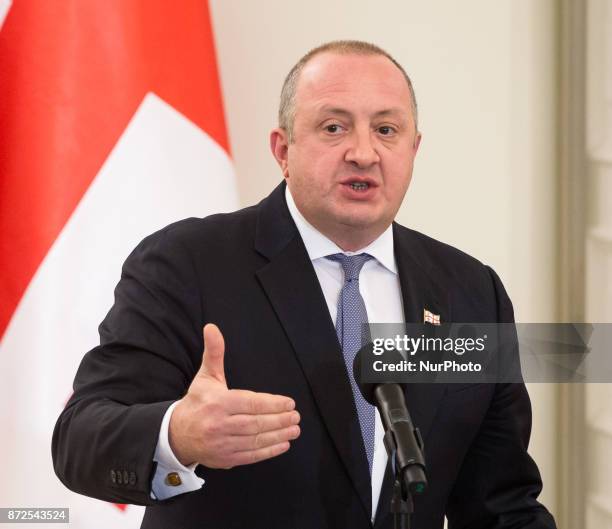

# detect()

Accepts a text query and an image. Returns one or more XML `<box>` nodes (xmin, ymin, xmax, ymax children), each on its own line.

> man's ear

<box><xmin>270</xmin><ymin>128</ymin><xmax>290</xmax><ymax>178</ymax></box>
<box><xmin>413</xmin><ymin>132</ymin><xmax>422</xmax><ymax>152</ymax></box>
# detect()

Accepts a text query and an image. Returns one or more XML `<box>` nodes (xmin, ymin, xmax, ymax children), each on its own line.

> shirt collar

<box><xmin>285</xmin><ymin>185</ymin><xmax>397</xmax><ymax>274</ymax></box>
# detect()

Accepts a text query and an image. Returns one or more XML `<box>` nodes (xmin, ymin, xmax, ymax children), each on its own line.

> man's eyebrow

<box><xmin>371</xmin><ymin>107</ymin><xmax>406</xmax><ymax>119</ymax></box>
<box><xmin>315</xmin><ymin>106</ymin><xmax>353</xmax><ymax>118</ymax></box>
<box><xmin>315</xmin><ymin>105</ymin><xmax>407</xmax><ymax>120</ymax></box>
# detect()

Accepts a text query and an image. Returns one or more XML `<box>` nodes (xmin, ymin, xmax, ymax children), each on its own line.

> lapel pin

<box><xmin>423</xmin><ymin>309</ymin><xmax>441</xmax><ymax>325</ymax></box>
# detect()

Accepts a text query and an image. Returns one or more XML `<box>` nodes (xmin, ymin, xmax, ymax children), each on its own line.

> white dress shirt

<box><xmin>152</xmin><ymin>187</ymin><xmax>405</xmax><ymax>521</ymax></box>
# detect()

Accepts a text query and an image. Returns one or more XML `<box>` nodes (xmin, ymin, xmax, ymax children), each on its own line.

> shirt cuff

<box><xmin>150</xmin><ymin>401</ymin><xmax>205</xmax><ymax>500</ymax></box>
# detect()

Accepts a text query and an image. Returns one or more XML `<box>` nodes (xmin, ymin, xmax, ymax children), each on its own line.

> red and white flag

<box><xmin>423</xmin><ymin>309</ymin><xmax>441</xmax><ymax>326</ymax></box>
<box><xmin>0</xmin><ymin>2</ymin><xmax>237</xmax><ymax>527</ymax></box>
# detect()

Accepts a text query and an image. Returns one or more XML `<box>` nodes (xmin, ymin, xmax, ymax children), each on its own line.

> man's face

<box><xmin>271</xmin><ymin>52</ymin><xmax>421</xmax><ymax>250</ymax></box>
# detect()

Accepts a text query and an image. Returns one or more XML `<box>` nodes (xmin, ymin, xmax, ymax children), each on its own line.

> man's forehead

<box><xmin>295</xmin><ymin>52</ymin><xmax>411</xmax><ymax>105</ymax></box>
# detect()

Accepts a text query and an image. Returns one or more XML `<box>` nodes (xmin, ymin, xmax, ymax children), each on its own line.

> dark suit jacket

<box><xmin>52</xmin><ymin>182</ymin><xmax>556</xmax><ymax>529</ymax></box>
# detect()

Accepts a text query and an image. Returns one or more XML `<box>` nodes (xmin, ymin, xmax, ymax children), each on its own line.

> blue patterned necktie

<box><xmin>327</xmin><ymin>253</ymin><xmax>375</xmax><ymax>473</ymax></box>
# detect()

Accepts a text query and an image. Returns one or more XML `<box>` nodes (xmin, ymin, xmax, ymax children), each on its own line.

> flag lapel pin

<box><xmin>423</xmin><ymin>309</ymin><xmax>441</xmax><ymax>325</ymax></box>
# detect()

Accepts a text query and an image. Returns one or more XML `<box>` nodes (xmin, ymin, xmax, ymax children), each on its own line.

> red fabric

<box><xmin>0</xmin><ymin>0</ymin><xmax>229</xmax><ymax>338</ymax></box>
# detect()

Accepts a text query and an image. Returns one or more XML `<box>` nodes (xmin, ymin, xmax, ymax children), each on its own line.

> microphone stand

<box><xmin>390</xmin><ymin>477</ymin><xmax>413</xmax><ymax>529</ymax></box>
<box><xmin>379</xmin><ymin>389</ymin><xmax>427</xmax><ymax>529</ymax></box>
<box><xmin>353</xmin><ymin>348</ymin><xmax>427</xmax><ymax>528</ymax></box>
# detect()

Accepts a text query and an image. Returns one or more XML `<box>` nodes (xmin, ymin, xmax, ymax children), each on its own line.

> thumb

<box><xmin>198</xmin><ymin>323</ymin><xmax>226</xmax><ymax>385</ymax></box>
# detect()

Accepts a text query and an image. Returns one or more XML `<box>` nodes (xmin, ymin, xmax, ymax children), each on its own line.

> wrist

<box><xmin>168</xmin><ymin>400</ymin><xmax>196</xmax><ymax>467</ymax></box>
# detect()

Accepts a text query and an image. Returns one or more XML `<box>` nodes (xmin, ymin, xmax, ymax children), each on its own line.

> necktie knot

<box><xmin>326</xmin><ymin>253</ymin><xmax>372</xmax><ymax>282</ymax></box>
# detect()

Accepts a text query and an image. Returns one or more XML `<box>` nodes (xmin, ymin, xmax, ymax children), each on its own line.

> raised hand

<box><xmin>168</xmin><ymin>324</ymin><xmax>301</xmax><ymax>468</ymax></box>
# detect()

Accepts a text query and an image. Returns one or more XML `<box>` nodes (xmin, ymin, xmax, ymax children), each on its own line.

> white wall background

<box><xmin>585</xmin><ymin>0</ymin><xmax>612</xmax><ymax>526</ymax></box>
<box><xmin>210</xmin><ymin>0</ymin><xmax>559</xmax><ymax>517</ymax></box>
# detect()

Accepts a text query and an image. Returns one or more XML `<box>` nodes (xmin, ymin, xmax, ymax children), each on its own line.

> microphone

<box><xmin>353</xmin><ymin>348</ymin><xmax>427</xmax><ymax>495</ymax></box>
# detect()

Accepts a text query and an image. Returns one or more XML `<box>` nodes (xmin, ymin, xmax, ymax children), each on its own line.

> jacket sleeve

<box><xmin>445</xmin><ymin>266</ymin><xmax>557</xmax><ymax>529</ymax></box>
<box><xmin>51</xmin><ymin>223</ymin><xmax>203</xmax><ymax>505</ymax></box>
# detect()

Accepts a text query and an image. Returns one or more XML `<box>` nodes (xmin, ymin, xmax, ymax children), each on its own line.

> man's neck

<box><xmin>315</xmin><ymin>225</ymin><xmax>383</xmax><ymax>253</ymax></box>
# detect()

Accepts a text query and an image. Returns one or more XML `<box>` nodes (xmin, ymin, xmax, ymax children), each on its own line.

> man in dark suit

<box><xmin>52</xmin><ymin>41</ymin><xmax>557</xmax><ymax>528</ymax></box>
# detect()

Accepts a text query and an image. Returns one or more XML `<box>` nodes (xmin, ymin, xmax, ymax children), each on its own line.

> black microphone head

<box><xmin>353</xmin><ymin>345</ymin><xmax>406</xmax><ymax>405</ymax></box>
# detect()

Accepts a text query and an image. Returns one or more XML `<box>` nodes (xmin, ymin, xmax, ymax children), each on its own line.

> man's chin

<box><xmin>335</xmin><ymin>212</ymin><xmax>387</xmax><ymax>232</ymax></box>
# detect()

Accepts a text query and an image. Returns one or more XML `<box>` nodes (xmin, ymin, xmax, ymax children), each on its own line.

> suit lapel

<box><xmin>254</xmin><ymin>183</ymin><xmax>372</xmax><ymax>520</ymax></box>
<box><xmin>393</xmin><ymin>222</ymin><xmax>449</xmax><ymax>442</ymax></box>
<box><xmin>374</xmin><ymin>224</ymin><xmax>449</xmax><ymax>527</ymax></box>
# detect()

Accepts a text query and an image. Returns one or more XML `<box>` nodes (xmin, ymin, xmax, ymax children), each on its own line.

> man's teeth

<box><xmin>350</xmin><ymin>182</ymin><xmax>369</xmax><ymax>190</ymax></box>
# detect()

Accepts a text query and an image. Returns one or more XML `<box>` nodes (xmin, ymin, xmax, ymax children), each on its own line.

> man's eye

<box><xmin>325</xmin><ymin>124</ymin><xmax>343</xmax><ymax>133</ymax></box>
<box><xmin>378</xmin><ymin>126</ymin><xmax>395</xmax><ymax>136</ymax></box>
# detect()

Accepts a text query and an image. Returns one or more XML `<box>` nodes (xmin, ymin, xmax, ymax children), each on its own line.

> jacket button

<box><xmin>116</xmin><ymin>470</ymin><xmax>123</xmax><ymax>485</ymax></box>
<box><xmin>129</xmin><ymin>471</ymin><xmax>136</xmax><ymax>486</ymax></box>
<box><xmin>110</xmin><ymin>470</ymin><xmax>117</xmax><ymax>484</ymax></box>
<box><xmin>165</xmin><ymin>472</ymin><xmax>182</xmax><ymax>487</ymax></box>
<box><xmin>122</xmin><ymin>470</ymin><xmax>129</xmax><ymax>485</ymax></box>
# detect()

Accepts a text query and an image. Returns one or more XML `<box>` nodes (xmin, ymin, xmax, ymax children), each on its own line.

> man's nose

<box><xmin>344</xmin><ymin>129</ymin><xmax>380</xmax><ymax>168</ymax></box>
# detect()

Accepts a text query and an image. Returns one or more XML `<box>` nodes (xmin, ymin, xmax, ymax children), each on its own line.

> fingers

<box><xmin>224</xmin><ymin>389</ymin><xmax>295</xmax><ymax>415</ymax></box>
<box><xmin>231</xmin><ymin>441</ymin><xmax>291</xmax><ymax>467</ymax></box>
<box><xmin>203</xmin><ymin>413</ymin><xmax>301</xmax><ymax>469</ymax></box>
<box><xmin>226</xmin><ymin>424</ymin><xmax>301</xmax><ymax>452</ymax></box>
<box><xmin>198</xmin><ymin>323</ymin><xmax>226</xmax><ymax>384</ymax></box>
<box><xmin>225</xmin><ymin>411</ymin><xmax>301</xmax><ymax>435</ymax></box>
